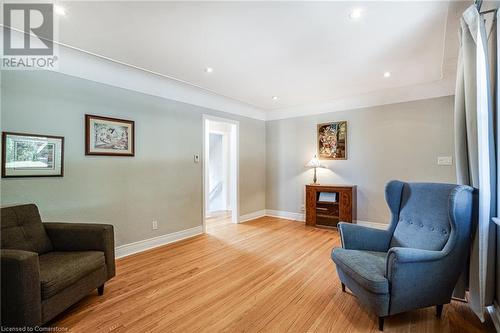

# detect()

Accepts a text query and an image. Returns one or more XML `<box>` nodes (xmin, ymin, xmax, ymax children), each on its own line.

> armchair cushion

<box><xmin>1</xmin><ymin>204</ymin><xmax>52</xmax><ymax>254</ymax></box>
<box><xmin>389</xmin><ymin>183</ymin><xmax>456</xmax><ymax>251</ymax></box>
<box><xmin>39</xmin><ymin>251</ymin><xmax>105</xmax><ymax>299</ymax></box>
<box><xmin>332</xmin><ymin>248</ymin><xmax>388</xmax><ymax>294</ymax></box>
<box><xmin>44</xmin><ymin>223</ymin><xmax>115</xmax><ymax>279</ymax></box>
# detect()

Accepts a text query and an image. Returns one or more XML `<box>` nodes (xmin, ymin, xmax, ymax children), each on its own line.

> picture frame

<box><xmin>2</xmin><ymin>132</ymin><xmax>65</xmax><ymax>178</ymax></box>
<box><xmin>317</xmin><ymin>121</ymin><xmax>347</xmax><ymax>160</ymax></box>
<box><xmin>85</xmin><ymin>114</ymin><xmax>135</xmax><ymax>156</ymax></box>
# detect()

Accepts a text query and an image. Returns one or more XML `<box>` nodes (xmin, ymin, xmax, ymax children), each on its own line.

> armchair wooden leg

<box><xmin>378</xmin><ymin>317</ymin><xmax>384</xmax><ymax>331</ymax></box>
<box><xmin>98</xmin><ymin>284</ymin><xmax>105</xmax><ymax>296</ymax></box>
<box><xmin>436</xmin><ymin>304</ymin><xmax>443</xmax><ymax>318</ymax></box>
<box><xmin>341</xmin><ymin>282</ymin><xmax>346</xmax><ymax>292</ymax></box>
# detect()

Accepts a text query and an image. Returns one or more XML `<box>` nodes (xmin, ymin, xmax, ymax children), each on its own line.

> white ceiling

<box><xmin>49</xmin><ymin>2</ymin><xmax>469</xmax><ymax>116</ymax></box>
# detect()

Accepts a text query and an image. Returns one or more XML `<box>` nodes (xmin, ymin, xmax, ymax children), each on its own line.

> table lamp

<box><xmin>305</xmin><ymin>155</ymin><xmax>325</xmax><ymax>184</ymax></box>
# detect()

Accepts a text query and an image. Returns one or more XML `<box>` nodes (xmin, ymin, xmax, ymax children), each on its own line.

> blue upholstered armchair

<box><xmin>331</xmin><ymin>181</ymin><xmax>473</xmax><ymax>331</ymax></box>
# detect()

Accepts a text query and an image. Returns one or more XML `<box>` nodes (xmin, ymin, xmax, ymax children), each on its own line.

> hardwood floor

<box><xmin>206</xmin><ymin>210</ymin><xmax>232</xmax><ymax>228</ymax></box>
<box><xmin>50</xmin><ymin>217</ymin><xmax>494</xmax><ymax>333</ymax></box>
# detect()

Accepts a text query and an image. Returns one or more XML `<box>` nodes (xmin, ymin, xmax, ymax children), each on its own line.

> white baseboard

<box><xmin>487</xmin><ymin>302</ymin><xmax>500</xmax><ymax>332</ymax></box>
<box><xmin>115</xmin><ymin>225</ymin><xmax>203</xmax><ymax>259</ymax></box>
<box><xmin>355</xmin><ymin>220</ymin><xmax>388</xmax><ymax>230</ymax></box>
<box><xmin>265</xmin><ymin>209</ymin><xmax>305</xmax><ymax>221</ymax></box>
<box><xmin>239</xmin><ymin>210</ymin><xmax>266</xmax><ymax>223</ymax></box>
<box><xmin>113</xmin><ymin>215</ymin><xmax>388</xmax><ymax>259</ymax></box>
<box><xmin>260</xmin><ymin>210</ymin><xmax>388</xmax><ymax>229</ymax></box>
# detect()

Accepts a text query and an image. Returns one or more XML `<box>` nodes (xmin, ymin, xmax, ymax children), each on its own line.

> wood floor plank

<box><xmin>49</xmin><ymin>217</ymin><xmax>494</xmax><ymax>333</ymax></box>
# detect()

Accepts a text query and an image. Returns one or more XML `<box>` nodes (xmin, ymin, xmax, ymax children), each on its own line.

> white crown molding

<box><xmin>115</xmin><ymin>225</ymin><xmax>203</xmax><ymax>259</ymax></box>
<box><xmin>266</xmin><ymin>77</ymin><xmax>455</xmax><ymax>121</ymax></box>
<box><xmin>4</xmin><ymin>28</ymin><xmax>455</xmax><ymax>122</ymax></box>
<box><xmin>1</xmin><ymin>28</ymin><xmax>267</xmax><ymax>121</ymax></box>
<box><xmin>53</xmin><ymin>43</ymin><xmax>267</xmax><ymax>121</ymax></box>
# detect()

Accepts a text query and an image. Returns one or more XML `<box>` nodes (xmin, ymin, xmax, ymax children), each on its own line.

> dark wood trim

<box><xmin>305</xmin><ymin>184</ymin><xmax>357</xmax><ymax>228</ymax></box>
<box><xmin>1</xmin><ymin>131</ymin><xmax>65</xmax><ymax>178</ymax></box>
<box><xmin>85</xmin><ymin>114</ymin><xmax>135</xmax><ymax>157</ymax></box>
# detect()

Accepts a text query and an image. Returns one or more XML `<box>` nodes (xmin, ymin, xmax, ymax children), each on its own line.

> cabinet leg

<box><xmin>341</xmin><ymin>282</ymin><xmax>346</xmax><ymax>292</ymax></box>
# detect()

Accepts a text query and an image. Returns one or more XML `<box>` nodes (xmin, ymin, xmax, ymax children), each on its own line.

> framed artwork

<box><xmin>2</xmin><ymin>132</ymin><xmax>64</xmax><ymax>178</ymax></box>
<box><xmin>317</xmin><ymin>121</ymin><xmax>347</xmax><ymax>160</ymax></box>
<box><xmin>85</xmin><ymin>114</ymin><xmax>135</xmax><ymax>156</ymax></box>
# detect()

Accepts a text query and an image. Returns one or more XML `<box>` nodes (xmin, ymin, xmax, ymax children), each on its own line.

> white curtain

<box><xmin>454</xmin><ymin>5</ymin><xmax>497</xmax><ymax>322</ymax></box>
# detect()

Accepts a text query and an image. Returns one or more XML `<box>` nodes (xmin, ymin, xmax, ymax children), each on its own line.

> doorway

<box><xmin>203</xmin><ymin>115</ymin><xmax>239</xmax><ymax>232</ymax></box>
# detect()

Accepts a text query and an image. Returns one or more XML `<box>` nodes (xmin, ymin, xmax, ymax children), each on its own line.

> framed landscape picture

<box><xmin>317</xmin><ymin>121</ymin><xmax>347</xmax><ymax>160</ymax></box>
<box><xmin>85</xmin><ymin>114</ymin><xmax>135</xmax><ymax>156</ymax></box>
<box><xmin>2</xmin><ymin>132</ymin><xmax>64</xmax><ymax>178</ymax></box>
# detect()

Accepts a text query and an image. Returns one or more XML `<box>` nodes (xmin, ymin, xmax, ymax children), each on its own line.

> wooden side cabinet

<box><xmin>305</xmin><ymin>184</ymin><xmax>357</xmax><ymax>228</ymax></box>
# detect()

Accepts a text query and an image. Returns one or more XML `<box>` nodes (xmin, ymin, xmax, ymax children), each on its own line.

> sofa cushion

<box><xmin>1</xmin><ymin>204</ymin><xmax>53</xmax><ymax>254</ymax></box>
<box><xmin>39</xmin><ymin>251</ymin><xmax>105</xmax><ymax>299</ymax></box>
<box><xmin>331</xmin><ymin>248</ymin><xmax>388</xmax><ymax>294</ymax></box>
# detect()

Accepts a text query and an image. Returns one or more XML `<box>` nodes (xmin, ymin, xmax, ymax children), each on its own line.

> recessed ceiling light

<box><xmin>272</xmin><ymin>96</ymin><xmax>279</xmax><ymax>100</ymax></box>
<box><xmin>383</xmin><ymin>71</ymin><xmax>391</xmax><ymax>78</ymax></box>
<box><xmin>349</xmin><ymin>8</ymin><xmax>362</xmax><ymax>19</ymax></box>
<box><xmin>55</xmin><ymin>5</ymin><xmax>66</xmax><ymax>16</ymax></box>
<box><xmin>205</xmin><ymin>67</ymin><xmax>213</xmax><ymax>73</ymax></box>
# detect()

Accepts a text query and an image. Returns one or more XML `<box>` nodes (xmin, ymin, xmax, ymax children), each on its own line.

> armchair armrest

<box><xmin>385</xmin><ymin>247</ymin><xmax>452</xmax><ymax>313</ymax></box>
<box><xmin>386</xmin><ymin>247</ymin><xmax>447</xmax><ymax>280</ymax></box>
<box><xmin>338</xmin><ymin>222</ymin><xmax>392</xmax><ymax>252</ymax></box>
<box><xmin>387</xmin><ymin>247</ymin><xmax>445</xmax><ymax>264</ymax></box>
<box><xmin>1</xmin><ymin>249</ymin><xmax>41</xmax><ymax>326</ymax></box>
<box><xmin>44</xmin><ymin>223</ymin><xmax>115</xmax><ymax>279</ymax></box>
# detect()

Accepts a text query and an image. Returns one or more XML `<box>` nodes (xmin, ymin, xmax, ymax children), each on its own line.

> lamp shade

<box><xmin>305</xmin><ymin>155</ymin><xmax>324</xmax><ymax>168</ymax></box>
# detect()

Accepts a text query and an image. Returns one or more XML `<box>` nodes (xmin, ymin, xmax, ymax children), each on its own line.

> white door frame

<box><xmin>202</xmin><ymin>114</ymin><xmax>240</xmax><ymax>233</ymax></box>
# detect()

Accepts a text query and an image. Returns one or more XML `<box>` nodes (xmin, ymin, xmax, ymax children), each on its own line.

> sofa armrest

<box><xmin>338</xmin><ymin>222</ymin><xmax>392</xmax><ymax>252</ymax></box>
<box><xmin>1</xmin><ymin>249</ymin><xmax>41</xmax><ymax>327</ymax></box>
<box><xmin>44</xmin><ymin>223</ymin><xmax>115</xmax><ymax>279</ymax></box>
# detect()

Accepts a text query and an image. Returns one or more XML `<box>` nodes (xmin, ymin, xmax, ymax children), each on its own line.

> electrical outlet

<box><xmin>300</xmin><ymin>204</ymin><xmax>305</xmax><ymax>212</ymax></box>
<box><xmin>152</xmin><ymin>220</ymin><xmax>158</xmax><ymax>230</ymax></box>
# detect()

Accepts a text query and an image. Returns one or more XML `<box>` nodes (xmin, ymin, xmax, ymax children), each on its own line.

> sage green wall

<box><xmin>266</xmin><ymin>96</ymin><xmax>456</xmax><ymax>224</ymax></box>
<box><xmin>1</xmin><ymin>71</ymin><xmax>266</xmax><ymax>246</ymax></box>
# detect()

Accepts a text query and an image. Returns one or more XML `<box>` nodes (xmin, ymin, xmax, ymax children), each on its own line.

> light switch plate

<box><xmin>437</xmin><ymin>156</ymin><xmax>453</xmax><ymax>166</ymax></box>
